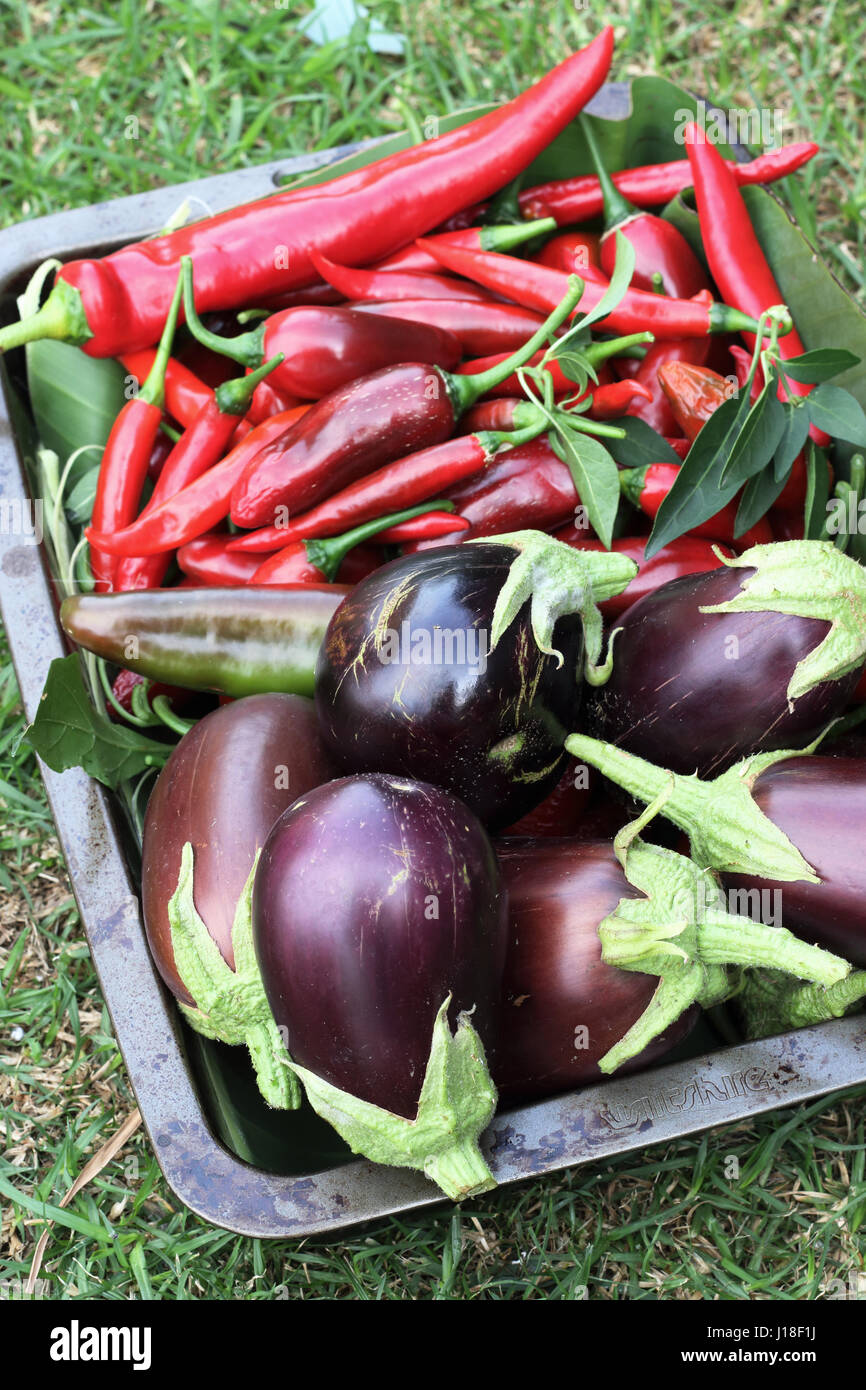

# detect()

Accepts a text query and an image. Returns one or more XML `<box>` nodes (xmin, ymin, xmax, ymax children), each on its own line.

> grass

<box><xmin>1</xmin><ymin>0</ymin><xmax>866</xmax><ymax>1299</ymax></box>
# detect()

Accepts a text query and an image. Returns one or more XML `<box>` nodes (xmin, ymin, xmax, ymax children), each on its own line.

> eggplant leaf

<box><xmin>23</xmin><ymin>655</ymin><xmax>171</xmax><ymax>788</ymax></box>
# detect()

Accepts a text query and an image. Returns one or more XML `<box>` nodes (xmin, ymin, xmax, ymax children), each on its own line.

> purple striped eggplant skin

<box><xmin>493</xmin><ymin>839</ymin><xmax>699</xmax><ymax>1101</ymax></box>
<box><xmin>587</xmin><ymin>567</ymin><xmax>860</xmax><ymax>778</ymax></box>
<box><xmin>142</xmin><ymin>693</ymin><xmax>338</xmax><ymax>1003</ymax></box>
<box><xmin>314</xmin><ymin>544</ymin><xmax>585</xmax><ymax>830</ymax></box>
<box><xmin>723</xmin><ymin>756</ymin><xmax>866</xmax><ymax>967</ymax></box>
<box><xmin>252</xmin><ymin>773</ymin><xmax>508</xmax><ymax>1119</ymax></box>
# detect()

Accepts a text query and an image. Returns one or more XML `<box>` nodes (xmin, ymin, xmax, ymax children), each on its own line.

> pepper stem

<box><xmin>583</xmin><ymin>331</ymin><xmax>655</xmax><ymax>368</ymax></box>
<box><xmin>180</xmin><ymin>255</ymin><xmax>265</xmax><ymax>368</ymax></box>
<box><xmin>0</xmin><ymin>276</ymin><xmax>92</xmax><ymax>352</ymax></box>
<box><xmin>214</xmin><ymin>353</ymin><xmax>286</xmax><ymax>417</ymax></box>
<box><xmin>479</xmin><ymin>217</ymin><xmax>558</xmax><ymax>251</ymax></box>
<box><xmin>448</xmin><ymin>274</ymin><xmax>585</xmax><ymax>415</ymax></box>
<box><xmin>305</xmin><ymin>501</ymin><xmax>458</xmax><ymax>581</ymax></box>
<box><xmin>578</xmin><ymin>113</ymin><xmax>637</xmax><ymax>230</ymax></box>
<box><xmin>139</xmin><ymin>271</ymin><xmax>185</xmax><ymax>410</ymax></box>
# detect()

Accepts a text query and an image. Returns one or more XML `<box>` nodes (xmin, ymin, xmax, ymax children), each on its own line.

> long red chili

<box><xmin>620</xmin><ymin>461</ymin><xmax>774</xmax><ymax>548</ymax></box>
<box><xmin>113</xmin><ymin>355</ymin><xmax>285</xmax><ymax>591</ymax></box>
<box><xmin>555</xmin><ymin>532</ymin><xmax>735</xmax><ymax>618</ymax></box>
<box><xmin>86</xmin><ymin>405</ymin><xmax>311</xmax><ymax>557</ymax></box>
<box><xmin>1</xmin><ymin>31</ymin><xmax>614</xmax><ymax>357</ymax></box>
<box><xmin>458</xmin><ymin>379</ymin><xmax>651</xmax><ymax>434</ymax></box>
<box><xmin>351</xmin><ymin>298</ymin><xmax>545</xmax><ymax>356</ymax></box>
<box><xmin>120</xmin><ymin>351</ymin><xmax>213</xmax><ymax>428</ymax></box>
<box><xmin>417</xmin><ymin>240</ymin><xmax>762</xmax><ymax>339</ymax></box>
<box><xmin>683</xmin><ymin>124</ymin><xmax>826</xmax><ymax>443</ymax></box>
<box><xmin>624</xmin><ymin>338</ymin><xmax>713</xmax><ymax>436</ymax></box>
<box><xmin>519</xmin><ymin>141</ymin><xmax>820</xmax><ymax>224</ymax></box>
<box><xmin>225</xmin><ymin>424</ymin><xmax>544</xmax><ymax>553</ymax></box>
<box><xmin>369</xmin><ymin>220</ymin><xmax>556</xmax><ymax>275</ymax></box>
<box><xmin>89</xmin><ymin>273</ymin><xmax>184</xmax><ymax>590</ymax></box>
<box><xmin>579</xmin><ymin>114</ymin><xmax>711</xmax><ymax>299</ymax></box>
<box><xmin>250</xmin><ymin>503</ymin><xmax>449</xmax><ymax>585</ymax></box>
<box><xmin>533</xmin><ymin>230</ymin><xmax>602</xmax><ymax>273</ymax></box>
<box><xmin>309</xmin><ymin>254</ymin><xmax>496</xmax><ymax>304</ymax></box>
<box><xmin>226</xmin><ymin>279</ymin><xmax>585</xmax><ymax>530</ymax></box>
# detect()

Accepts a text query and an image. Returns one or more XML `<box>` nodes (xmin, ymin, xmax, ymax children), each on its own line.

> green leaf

<box><xmin>779</xmin><ymin>348</ymin><xmax>860</xmax><ymax>384</ymax></box>
<box><xmin>721</xmin><ymin>378</ymin><xmax>787</xmax><ymax>488</ymax></box>
<box><xmin>550</xmin><ymin>429</ymin><xmax>620</xmax><ymax>549</ymax></box>
<box><xmin>64</xmin><ymin>466</ymin><xmax>99</xmax><ymax>526</ymax></box>
<box><xmin>645</xmin><ymin>393</ymin><xmax>751</xmax><ymax>557</ymax></box>
<box><xmin>603</xmin><ymin>416</ymin><xmax>683</xmax><ymax>469</ymax></box>
<box><xmin>23</xmin><ymin>655</ymin><xmax>170</xmax><ymax>789</ymax></box>
<box><xmin>552</xmin><ymin>349</ymin><xmax>590</xmax><ymax>389</ymax></box>
<box><xmin>805</xmin><ymin>384</ymin><xmax>866</xmax><ymax>445</ymax></box>
<box><xmin>734</xmin><ymin>465</ymin><xmax>788</xmax><ymax>537</ymax></box>
<box><xmin>27</xmin><ymin>341</ymin><xmax>126</xmax><ymax>469</ymax></box>
<box><xmin>804</xmin><ymin>445</ymin><xmax>832</xmax><ymax>540</ymax></box>
<box><xmin>661</xmin><ymin>191</ymin><xmax>710</xmax><ymax>268</ymax></box>
<box><xmin>773</xmin><ymin>402</ymin><xmax>812</xmax><ymax>481</ymax></box>
<box><xmin>576</xmin><ymin>231</ymin><xmax>636</xmax><ymax>334</ymax></box>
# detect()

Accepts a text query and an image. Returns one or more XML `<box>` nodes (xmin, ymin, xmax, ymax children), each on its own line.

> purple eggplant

<box><xmin>493</xmin><ymin>838</ymin><xmax>699</xmax><ymax>1100</ymax></box>
<box><xmin>314</xmin><ymin>536</ymin><xmax>636</xmax><ymax>829</ymax></box>
<box><xmin>723</xmin><ymin>756</ymin><xmax>866</xmax><ymax>966</ymax></box>
<box><xmin>141</xmin><ymin>693</ymin><xmax>338</xmax><ymax>1106</ymax></box>
<box><xmin>588</xmin><ymin>563</ymin><xmax>861</xmax><ymax>777</ymax></box>
<box><xmin>252</xmin><ymin>773</ymin><xmax>508</xmax><ymax>1199</ymax></box>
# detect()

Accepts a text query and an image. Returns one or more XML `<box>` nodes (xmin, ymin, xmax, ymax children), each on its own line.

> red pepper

<box><xmin>87</xmin><ymin>405</ymin><xmax>311</xmax><ymax>557</ymax></box>
<box><xmin>620</xmin><ymin>462</ymin><xmax>774</xmax><ymax>549</ymax></box>
<box><xmin>417</xmin><ymin>240</ymin><xmax>762</xmax><ymax>339</ymax></box>
<box><xmin>519</xmin><ymin>141</ymin><xmax>820</xmax><ymax>224</ymax></box>
<box><xmin>579</xmin><ymin>115</ymin><xmax>711</xmax><ymax>299</ymax></box>
<box><xmin>555</xmin><ymin>532</ymin><xmax>735</xmax><ymax>617</ymax></box>
<box><xmin>533</xmin><ymin>230</ymin><xmax>602</xmax><ymax>273</ymax></box>
<box><xmin>112</xmin><ymin>355</ymin><xmax>285</xmax><ymax>591</ymax></box>
<box><xmin>120</xmin><ymin>351</ymin><xmax>214</xmax><ymax>428</ymax></box>
<box><xmin>176</xmin><ymin>533</ymin><xmax>264</xmax><ymax>586</ymax></box>
<box><xmin>226</xmin><ymin>425</ymin><xmax>542</xmax><ymax>553</ymax></box>
<box><xmin>180</xmin><ymin>290</ymin><xmax>462</xmax><ymax>399</ymax></box>
<box><xmin>625</xmin><ymin>341</ymin><xmax>712</xmax><ymax>436</ymax></box>
<box><xmin>371</xmin><ymin>220</ymin><xmax>555</xmax><ymax>275</ymax></box>
<box><xmin>227</xmin><ymin>281</ymin><xmax>584</xmax><ymax>530</ymax></box>
<box><xmin>591</xmin><ymin>378</ymin><xmax>653</xmax><ymax>420</ymax></box>
<box><xmin>458</xmin><ymin>379</ymin><xmax>651</xmax><ymax>433</ymax></box>
<box><xmin>665</xmin><ymin>436</ymin><xmax>690</xmax><ymax>460</ymax></box>
<box><xmin>310</xmin><ymin>254</ymin><xmax>498</xmax><ymax>304</ymax></box>
<box><xmin>456</xmin><ymin>350</ymin><xmax>613</xmax><ymax>399</ymax></box>
<box><xmin>146</xmin><ymin>431</ymin><xmax>175</xmax><ymax>484</ymax></box>
<box><xmin>2</xmin><ymin>31</ymin><xmax>614</xmax><ymax>356</ymax></box>
<box><xmin>374</xmin><ymin>511</ymin><xmax>470</xmax><ymax>542</ymax></box>
<box><xmin>89</xmin><ymin>273</ymin><xmax>184</xmax><ymax>590</ymax></box>
<box><xmin>106</xmin><ymin>668</ymin><xmax>195</xmax><ymax>723</ymax></box>
<box><xmin>351</xmin><ymin>298</ymin><xmax>545</xmax><ymax>356</ymax></box>
<box><xmin>730</xmin><ymin>344</ymin><xmax>765</xmax><ymax>405</ymax></box>
<box><xmin>684</xmin><ymin>124</ymin><xmax>827</xmax><ymax>444</ymax></box>
<box><xmin>250</xmin><ymin>503</ymin><xmax>444</xmax><ymax>585</ymax></box>
<box><xmin>657</xmin><ymin>360</ymin><xmax>736</xmax><ymax>441</ymax></box>
<box><xmin>246</xmin><ymin>377</ymin><xmax>303</xmax><ymax>425</ymax></box>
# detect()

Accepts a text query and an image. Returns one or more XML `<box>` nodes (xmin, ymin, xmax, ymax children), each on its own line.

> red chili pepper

<box><xmin>146</xmin><ymin>430</ymin><xmax>175</xmax><ymax>484</ymax></box>
<box><xmin>113</xmin><ymin>355</ymin><xmax>285</xmax><ymax>591</ymax></box>
<box><xmin>351</xmin><ymin>298</ymin><xmax>546</xmax><ymax>356</ymax></box>
<box><xmin>665</xmin><ymin>435</ymin><xmax>690</xmax><ymax>460</ymax></box>
<box><xmin>591</xmin><ymin>378</ymin><xmax>654</xmax><ymax>420</ymax></box>
<box><xmin>228</xmin><ymin>281</ymin><xmax>584</xmax><ymax>530</ymax></box>
<box><xmin>620</xmin><ymin>462</ymin><xmax>774</xmax><ymax>549</ymax></box>
<box><xmin>2</xmin><ymin>31</ymin><xmax>614</xmax><ymax>356</ymax></box>
<box><xmin>625</xmin><ymin>341</ymin><xmax>712</xmax><ymax>435</ymax></box>
<box><xmin>106</xmin><ymin>668</ymin><xmax>195</xmax><ymax>723</ymax></box>
<box><xmin>374</xmin><ymin>511</ymin><xmax>470</xmax><ymax>542</ymax></box>
<box><xmin>657</xmin><ymin>360</ymin><xmax>736</xmax><ymax>441</ymax></box>
<box><xmin>729</xmin><ymin>343</ymin><xmax>765</xmax><ymax>405</ymax></box>
<box><xmin>519</xmin><ymin>141</ymin><xmax>820</xmax><ymax>224</ymax></box>
<box><xmin>684</xmin><ymin>125</ymin><xmax>827</xmax><ymax>445</ymax></box>
<box><xmin>89</xmin><ymin>273</ymin><xmax>184</xmax><ymax>590</ymax></box>
<box><xmin>310</xmin><ymin>253</ymin><xmax>498</xmax><ymax>304</ymax></box>
<box><xmin>533</xmin><ymin>230</ymin><xmax>602</xmax><ymax>273</ymax></box>
<box><xmin>250</xmin><ymin>503</ymin><xmax>445</xmax><ymax>585</ymax></box>
<box><xmin>120</xmin><ymin>351</ymin><xmax>213</xmax><ymax>429</ymax></box>
<box><xmin>456</xmin><ymin>350</ymin><xmax>613</xmax><ymax>399</ymax></box>
<box><xmin>226</xmin><ymin>424</ymin><xmax>543</xmax><ymax>553</ymax></box>
<box><xmin>176</xmin><ymin>533</ymin><xmax>273</xmax><ymax>586</ymax></box>
<box><xmin>416</xmin><ymin>240</ymin><xmax>762</xmax><ymax>339</ymax></box>
<box><xmin>579</xmin><ymin>116</ymin><xmax>711</xmax><ymax>299</ymax></box>
<box><xmin>370</xmin><ymin>220</ymin><xmax>554</xmax><ymax>275</ymax></box>
<box><xmin>180</xmin><ymin>284</ymin><xmax>462</xmax><ymax>399</ymax></box>
<box><xmin>458</xmin><ymin>379</ymin><xmax>651</xmax><ymax>432</ymax></box>
<box><xmin>88</xmin><ymin>405</ymin><xmax>311</xmax><ymax>557</ymax></box>
<box><xmin>554</xmin><ymin>532</ymin><xmax>735</xmax><ymax>617</ymax></box>
<box><xmin>245</xmin><ymin>376</ymin><xmax>303</xmax><ymax>425</ymax></box>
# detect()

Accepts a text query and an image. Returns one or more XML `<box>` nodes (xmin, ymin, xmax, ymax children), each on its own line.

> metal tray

<box><xmin>1</xmin><ymin>92</ymin><xmax>865</xmax><ymax>1238</ymax></box>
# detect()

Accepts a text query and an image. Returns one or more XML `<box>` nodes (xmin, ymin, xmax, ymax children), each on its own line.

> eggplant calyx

<box><xmin>597</xmin><ymin>797</ymin><xmax>850</xmax><ymax>1074</ymax></box>
<box><xmin>738</xmin><ymin>968</ymin><xmax>866</xmax><ymax>1040</ymax></box>
<box><xmin>473</xmin><ymin>529</ymin><xmax>637</xmax><ymax>683</ymax></box>
<box><xmin>169</xmin><ymin>843</ymin><xmax>301</xmax><ymax>1110</ymax></box>
<box><xmin>699</xmin><ymin>541</ymin><xmax>866</xmax><ymax>706</ymax></box>
<box><xmin>564</xmin><ymin>734</ymin><xmax>819</xmax><ymax>883</ymax></box>
<box><xmin>286</xmin><ymin>998</ymin><xmax>498</xmax><ymax>1202</ymax></box>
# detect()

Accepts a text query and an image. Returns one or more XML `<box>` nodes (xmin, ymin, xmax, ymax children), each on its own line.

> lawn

<box><xmin>1</xmin><ymin>0</ymin><xmax>865</xmax><ymax>1299</ymax></box>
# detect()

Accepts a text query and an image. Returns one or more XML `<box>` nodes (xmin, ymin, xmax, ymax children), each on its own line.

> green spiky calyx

<box><xmin>289</xmin><ymin>998</ymin><xmax>497</xmax><ymax>1202</ymax></box>
<box><xmin>169</xmin><ymin>842</ymin><xmax>300</xmax><ymax>1110</ymax></box>
<box><xmin>473</xmin><ymin>529</ymin><xmax>637</xmax><ymax>685</ymax></box>
<box><xmin>737</xmin><ymin>968</ymin><xmax>866</xmax><ymax>1040</ymax></box>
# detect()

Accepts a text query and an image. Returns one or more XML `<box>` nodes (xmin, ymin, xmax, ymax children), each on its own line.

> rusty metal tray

<box><xmin>1</xmin><ymin>92</ymin><xmax>865</xmax><ymax>1238</ymax></box>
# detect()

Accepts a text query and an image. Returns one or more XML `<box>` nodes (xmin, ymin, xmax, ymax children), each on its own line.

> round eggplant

<box><xmin>493</xmin><ymin>839</ymin><xmax>699</xmax><ymax>1100</ymax></box>
<box><xmin>588</xmin><ymin>565</ymin><xmax>860</xmax><ymax>777</ymax></box>
<box><xmin>314</xmin><ymin>544</ymin><xmax>585</xmax><ymax>828</ymax></box>
<box><xmin>142</xmin><ymin>693</ymin><xmax>338</xmax><ymax>1002</ymax></box>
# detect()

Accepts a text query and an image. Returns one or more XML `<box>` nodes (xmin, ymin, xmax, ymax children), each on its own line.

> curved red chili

<box><xmin>555</xmin><ymin>531</ymin><xmax>735</xmax><ymax>617</ymax></box>
<box><xmin>351</xmin><ymin>298</ymin><xmax>545</xmax><ymax>356</ymax></box>
<box><xmin>620</xmin><ymin>461</ymin><xmax>774</xmax><ymax>549</ymax></box>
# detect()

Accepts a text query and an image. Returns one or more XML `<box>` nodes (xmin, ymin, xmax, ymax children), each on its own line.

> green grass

<box><xmin>1</xmin><ymin>0</ymin><xmax>866</xmax><ymax>1300</ymax></box>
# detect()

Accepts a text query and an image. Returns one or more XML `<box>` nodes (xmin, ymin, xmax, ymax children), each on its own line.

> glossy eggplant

<box><xmin>142</xmin><ymin>694</ymin><xmax>338</xmax><ymax>1002</ymax></box>
<box><xmin>493</xmin><ymin>838</ymin><xmax>699</xmax><ymax>1100</ymax></box>
<box><xmin>252</xmin><ymin>773</ymin><xmax>507</xmax><ymax>1198</ymax></box>
<box><xmin>314</xmin><ymin>544</ymin><xmax>585</xmax><ymax>829</ymax></box>
<box><xmin>723</xmin><ymin>756</ymin><xmax>866</xmax><ymax>966</ymax></box>
<box><xmin>588</xmin><ymin>565</ymin><xmax>860</xmax><ymax>777</ymax></box>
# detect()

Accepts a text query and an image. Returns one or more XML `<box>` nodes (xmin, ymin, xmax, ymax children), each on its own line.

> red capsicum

<box><xmin>0</xmin><ymin>31</ymin><xmax>614</xmax><ymax>357</ymax></box>
<box><xmin>533</xmin><ymin>230</ymin><xmax>602</xmax><ymax>273</ymax></box>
